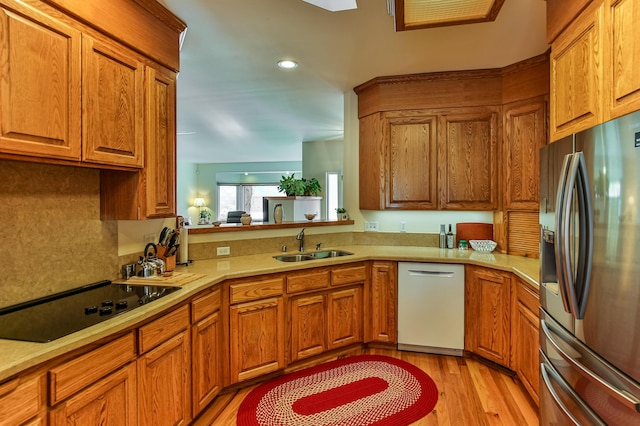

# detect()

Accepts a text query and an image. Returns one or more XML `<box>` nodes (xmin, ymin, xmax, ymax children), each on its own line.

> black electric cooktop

<box><xmin>0</xmin><ymin>281</ymin><xmax>181</xmax><ymax>343</ymax></box>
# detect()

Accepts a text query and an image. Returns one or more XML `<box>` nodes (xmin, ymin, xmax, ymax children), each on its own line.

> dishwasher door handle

<box><xmin>407</xmin><ymin>270</ymin><xmax>455</xmax><ymax>278</ymax></box>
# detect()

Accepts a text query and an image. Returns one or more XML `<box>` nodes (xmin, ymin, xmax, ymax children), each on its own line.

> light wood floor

<box><xmin>194</xmin><ymin>347</ymin><xmax>539</xmax><ymax>425</ymax></box>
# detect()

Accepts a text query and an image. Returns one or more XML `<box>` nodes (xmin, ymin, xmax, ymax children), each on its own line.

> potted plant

<box><xmin>302</xmin><ymin>177</ymin><xmax>321</xmax><ymax>196</ymax></box>
<box><xmin>198</xmin><ymin>208</ymin><xmax>212</xmax><ymax>225</ymax></box>
<box><xmin>336</xmin><ymin>207</ymin><xmax>348</xmax><ymax>221</ymax></box>
<box><xmin>278</xmin><ymin>174</ymin><xmax>304</xmax><ymax>196</ymax></box>
<box><xmin>278</xmin><ymin>175</ymin><xmax>322</xmax><ymax>197</ymax></box>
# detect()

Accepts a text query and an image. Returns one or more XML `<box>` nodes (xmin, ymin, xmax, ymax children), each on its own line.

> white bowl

<box><xmin>469</xmin><ymin>239</ymin><xmax>497</xmax><ymax>253</ymax></box>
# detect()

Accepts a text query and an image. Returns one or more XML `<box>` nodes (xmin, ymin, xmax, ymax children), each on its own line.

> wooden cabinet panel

<box><xmin>439</xmin><ymin>108</ymin><xmax>499</xmax><ymax>210</ymax></box>
<box><xmin>605</xmin><ymin>0</ymin><xmax>640</xmax><ymax>119</ymax></box>
<box><xmin>49</xmin><ymin>362</ymin><xmax>136</xmax><ymax>426</ymax></box>
<box><xmin>138</xmin><ymin>304</ymin><xmax>189</xmax><ymax>354</ymax></box>
<box><xmin>230</xmin><ymin>276</ymin><xmax>284</xmax><ymax>304</ymax></box>
<box><xmin>290</xmin><ymin>294</ymin><xmax>326</xmax><ymax>362</ymax></box>
<box><xmin>369</xmin><ymin>261</ymin><xmax>397</xmax><ymax>344</ymax></box>
<box><xmin>327</xmin><ymin>287</ymin><xmax>363</xmax><ymax>350</ymax></box>
<box><xmin>550</xmin><ymin>3</ymin><xmax>603</xmax><ymax>140</ymax></box>
<box><xmin>0</xmin><ymin>1</ymin><xmax>81</xmax><ymax>160</ymax></box>
<box><xmin>49</xmin><ymin>333</ymin><xmax>135</xmax><ymax>404</ymax></box>
<box><xmin>513</xmin><ymin>278</ymin><xmax>540</xmax><ymax>405</ymax></box>
<box><xmin>286</xmin><ymin>269</ymin><xmax>330</xmax><ymax>294</ymax></box>
<box><xmin>144</xmin><ymin>64</ymin><xmax>176</xmax><ymax>217</ymax></box>
<box><xmin>504</xmin><ymin>98</ymin><xmax>547</xmax><ymax>211</ymax></box>
<box><xmin>191</xmin><ymin>287</ymin><xmax>221</xmax><ymax>323</ymax></box>
<box><xmin>229</xmin><ymin>297</ymin><xmax>285</xmax><ymax>383</ymax></box>
<box><xmin>331</xmin><ymin>263</ymin><xmax>367</xmax><ymax>286</ymax></box>
<box><xmin>0</xmin><ymin>372</ymin><xmax>45</xmax><ymax>426</ymax></box>
<box><xmin>386</xmin><ymin>112</ymin><xmax>438</xmax><ymax>209</ymax></box>
<box><xmin>547</xmin><ymin>0</ymin><xmax>592</xmax><ymax>43</ymax></box>
<box><xmin>82</xmin><ymin>34</ymin><xmax>144</xmax><ymax>168</ymax></box>
<box><xmin>137</xmin><ymin>331</ymin><xmax>191</xmax><ymax>426</ymax></box>
<box><xmin>191</xmin><ymin>309</ymin><xmax>222</xmax><ymax>416</ymax></box>
<box><xmin>359</xmin><ymin>113</ymin><xmax>386</xmax><ymax>210</ymax></box>
<box><xmin>465</xmin><ymin>266</ymin><xmax>511</xmax><ymax>367</ymax></box>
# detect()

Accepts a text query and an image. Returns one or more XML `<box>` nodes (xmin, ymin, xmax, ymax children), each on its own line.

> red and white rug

<box><xmin>237</xmin><ymin>355</ymin><xmax>438</xmax><ymax>426</ymax></box>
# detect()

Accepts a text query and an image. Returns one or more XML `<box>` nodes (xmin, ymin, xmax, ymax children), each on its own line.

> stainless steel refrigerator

<box><xmin>539</xmin><ymin>110</ymin><xmax>640</xmax><ymax>424</ymax></box>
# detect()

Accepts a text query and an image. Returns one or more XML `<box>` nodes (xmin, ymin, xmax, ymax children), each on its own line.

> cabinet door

<box><xmin>439</xmin><ymin>108</ymin><xmax>499</xmax><ymax>210</ymax></box>
<box><xmin>385</xmin><ymin>112</ymin><xmax>438</xmax><ymax>209</ymax></box>
<box><xmin>465</xmin><ymin>266</ymin><xmax>511</xmax><ymax>367</ymax></box>
<box><xmin>369</xmin><ymin>261</ymin><xmax>397</xmax><ymax>344</ymax></box>
<box><xmin>290</xmin><ymin>294</ymin><xmax>326</xmax><ymax>362</ymax></box>
<box><xmin>82</xmin><ymin>34</ymin><xmax>144</xmax><ymax>168</ymax></box>
<box><xmin>359</xmin><ymin>113</ymin><xmax>385</xmax><ymax>210</ymax></box>
<box><xmin>605</xmin><ymin>0</ymin><xmax>640</xmax><ymax>119</ymax></box>
<box><xmin>550</xmin><ymin>3</ymin><xmax>603</xmax><ymax>140</ymax></box>
<box><xmin>191</xmin><ymin>310</ymin><xmax>222</xmax><ymax>417</ymax></box>
<box><xmin>145</xmin><ymin>64</ymin><xmax>176</xmax><ymax>217</ymax></box>
<box><xmin>504</xmin><ymin>98</ymin><xmax>547</xmax><ymax>211</ymax></box>
<box><xmin>513</xmin><ymin>278</ymin><xmax>540</xmax><ymax>405</ymax></box>
<box><xmin>137</xmin><ymin>331</ymin><xmax>191</xmax><ymax>426</ymax></box>
<box><xmin>49</xmin><ymin>362</ymin><xmax>136</xmax><ymax>426</ymax></box>
<box><xmin>327</xmin><ymin>287</ymin><xmax>363</xmax><ymax>350</ymax></box>
<box><xmin>229</xmin><ymin>297</ymin><xmax>285</xmax><ymax>383</ymax></box>
<box><xmin>0</xmin><ymin>1</ymin><xmax>81</xmax><ymax>160</ymax></box>
<box><xmin>0</xmin><ymin>372</ymin><xmax>45</xmax><ymax>426</ymax></box>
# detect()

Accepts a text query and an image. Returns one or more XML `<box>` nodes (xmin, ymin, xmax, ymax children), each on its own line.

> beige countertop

<box><xmin>0</xmin><ymin>245</ymin><xmax>539</xmax><ymax>382</ymax></box>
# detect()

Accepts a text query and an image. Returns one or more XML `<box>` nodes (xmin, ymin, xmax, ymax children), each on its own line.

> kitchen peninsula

<box><xmin>0</xmin><ymin>246</ymin><xmax>539</xmax><ymax>424</ymax></box>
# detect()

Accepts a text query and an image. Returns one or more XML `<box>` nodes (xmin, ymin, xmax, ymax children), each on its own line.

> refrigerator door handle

<box><xmin>555</xmin><ymin>153</ymin><xmax>576</xmax><ymax>315</ymax></box>
<box><xmin>541</xmin><ymin>319</ymin><xmax>640</xmax><ymax>412</ymax></box>
<box><xmin>540</xmin><ymin>352</ymin><xmax>606</xmax><ymax>426</ymax></box>
<box><xmin>573</xmin><ymin>152</ymin><xmax>594</xmax><ymax>319</ymax></box>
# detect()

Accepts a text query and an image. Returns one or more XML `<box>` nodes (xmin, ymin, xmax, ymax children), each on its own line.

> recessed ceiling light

<box><xmin>277</xmin><ymin>60</ymin><xmax>298</xmax><ymax>69</ymax></box>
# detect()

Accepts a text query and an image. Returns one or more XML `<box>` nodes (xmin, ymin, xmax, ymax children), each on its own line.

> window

<box><xmin>218</xmin><ymin>184</ymin><xmax>281</xmax><ymax>221</ymax></box>
<box><xmin>326</xmin><ymin>172</ymin><xmax>339</xmax><ymax>220</ymax></box>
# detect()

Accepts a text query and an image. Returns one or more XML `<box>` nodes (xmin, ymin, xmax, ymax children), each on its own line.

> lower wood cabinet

<box><xmin>191</xmin><ymin>288</ymin><xmax>223</xmax><ymax>417</ymax></box>
<box><xmin>327</xmin><ymin>287</ymin><xmax>363</xmax><ymax>350</ymax></box>
<box><xmin>229</xmin><ymin>296</ymin><xmax>285</xmax><ymax>384</ymax></box>
<box><xmin>368</xmin><ymin>261</ymin><xmax>397</xmax><ymax>344</ymax></box>
<box><xmin>137</xmin><ymin>305</ymin><xmax>191</xmax><ymax>426</ymax></box>
<box><xmin>290</xmin><ymin>293</ymin><xmax>327</xmax><ymax>362</ymax></box>
<box><xmin>49</xmin><ymin>362</ymin><xmax>137</xmax><ymax>425</ymax></box>
<box><xmin>0</xmin><ymin>371</ymin><xmax>46</xmax><ymax>426</ymax></box>
<box><xmin>512</xmin><ymin>277</ymin><xmax>540</xmax><ymax>405</ymax></box>
<box><xmin>465</xmin><ymin>265</ymin><xmax>512</xmax><ymax>367</ymax></box>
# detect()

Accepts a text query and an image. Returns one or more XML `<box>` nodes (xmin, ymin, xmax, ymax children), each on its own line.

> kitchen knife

<box><xmin>158</xmin><ymin>227</ymin><xmax>170</xmax><ymax>246</ymax></box>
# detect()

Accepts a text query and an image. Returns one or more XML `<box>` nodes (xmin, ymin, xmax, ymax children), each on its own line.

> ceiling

<box><xmin>158</xmin><ymin>0</ymin><xmax>548</xmax><ymax>164</ymax></box>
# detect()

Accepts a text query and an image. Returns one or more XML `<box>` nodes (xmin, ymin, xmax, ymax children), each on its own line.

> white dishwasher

<box><xmin>397</xmin><ymin>262</ymin><xmax>465</xmax><ymax>356</ymax></box>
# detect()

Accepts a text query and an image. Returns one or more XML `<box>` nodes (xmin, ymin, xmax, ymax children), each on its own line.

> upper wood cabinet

<box><xmin>438</xmin><ymin>107</ymin><xmax>499</xmax><ymax>210</ymax></box>
<box><xmin>99</xmin><ymin>63</ymin><xmax>177</xmax><ymax>220</ymax></box>
<box><xmin>82</xmin><ymin>34</ymin><xmax>144</xmax><ymax>168</ymax></box>
<box><xmin>604</xmin><ymin>0</ymin><xmax>640</xmax><ymax>120</ymax></box>
<box><xmin>550</xmin><ymin>1</ymin><xmax>603</xmax><ymax>141</ymax></box>
<box><xmin>0</xmin><ymin>1</ymin><xmax>81</xmax><ymax>161</ymax></box>
<box><xmin>359</xmin><ymin>107</ymin><xmax>498</xmax><ymax>211</ymax></box>
<box><xmin>385</xmin><ymin>111</ymin><xmax>438</xmax><ymax>209</ymax></box>
<box><xmin>503</xmin><ymin>97</ymin><xmax>548</xmax><ymax>211</ymax></box>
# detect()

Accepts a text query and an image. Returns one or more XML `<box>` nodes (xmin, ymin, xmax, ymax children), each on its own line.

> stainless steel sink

<box><xmin>273</xmin><ymin>250</ymin><xmax>353</xmax><ymax>262</ymax></box>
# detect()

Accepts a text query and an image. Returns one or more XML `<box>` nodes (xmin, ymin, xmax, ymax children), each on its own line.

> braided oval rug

<box><xmin>237</xmin><ymin>355</ymin><xmax>438</xmax><ymax>426</ymax></box>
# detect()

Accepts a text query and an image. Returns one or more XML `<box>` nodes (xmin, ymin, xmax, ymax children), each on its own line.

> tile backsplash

<box><xmin>0</xmin><ymin>159</ymin><xmax>118</xmax><ymax>309</ymax></box>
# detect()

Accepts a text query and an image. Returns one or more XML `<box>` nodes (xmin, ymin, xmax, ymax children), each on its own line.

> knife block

<box><xmin>157</xmin><ymin>246</ymin><xmax>176</xmax><ymax>272</ymax></box>
<box><xmin>163</xmin><ymin>255</ymin><xmax>176</xmax><ymax>272</ymax></box>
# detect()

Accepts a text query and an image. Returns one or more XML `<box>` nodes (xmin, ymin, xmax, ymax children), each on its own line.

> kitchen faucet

<box><xmin>296</xmin><ymin>228</ymin><xmax>306</xmax><ymax>252</ymax></box>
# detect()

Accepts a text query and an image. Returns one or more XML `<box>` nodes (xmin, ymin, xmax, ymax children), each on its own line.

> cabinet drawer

<box><xmin>138</xmin><ymin>304</ymin><xmax>189</xmax><ymax>354</ymax></box>
<box><xmin>517</xmin><ymin>279</ymin><xmax>540</xmax><ymax>313</ymax></box>
<box><xmin>49</xmin><ymin>332</ymin><xmax>135</xmax><ymax>405</ymax></box>
<box><xmin>191</xmin><ymin>287</ymin><xmax>221</xmax><ymax>323</ymax></box>
<box><xmin>287</xmin><ymin>269</ymin><xmax>330</xmax><ymax>294</ymax></box>
<box><xmin>230</xmin><ymin>277</ymin><xmax>284</xmax><ymax>304</ymax></box>
<box><xmin>331</xmin><ymin>264</ymin><xmax>367</xmax><ymax>286</ymax></box>
<box><xmin>0</xmin><ymin>372</ymin><xmax>45</xmax><ymax>425</ymax></box>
